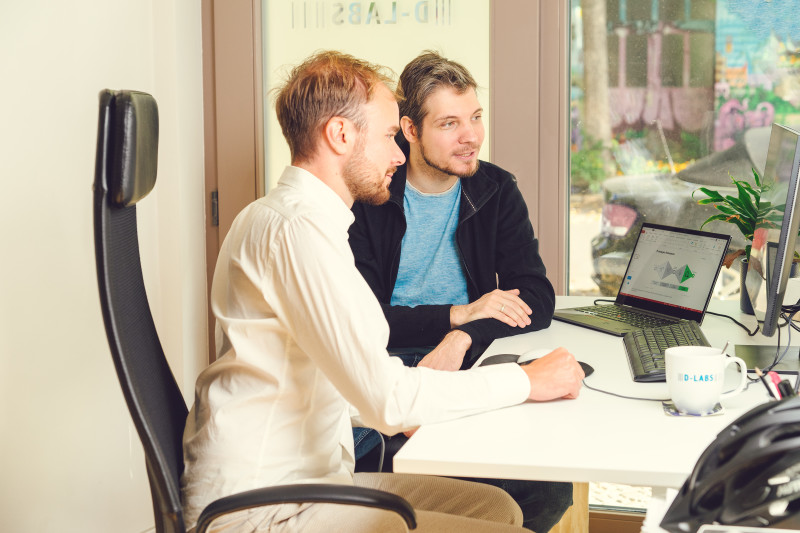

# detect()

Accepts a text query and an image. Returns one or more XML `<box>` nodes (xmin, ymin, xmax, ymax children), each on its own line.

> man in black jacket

<box><xmin>348</xmin><ymin>51</ymin><xmax>572</xmax><ymax>533</ymax></box>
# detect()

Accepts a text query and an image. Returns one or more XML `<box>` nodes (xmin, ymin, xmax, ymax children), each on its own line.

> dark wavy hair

<box><xmin>396</xmin><ymin>50</ymin><xmax>477</xmax><ymax>146</ymax></box>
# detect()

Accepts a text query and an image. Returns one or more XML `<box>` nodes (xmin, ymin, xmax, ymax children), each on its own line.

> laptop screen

<box><xmin>615</xmin><ymin>223</ymin><xmax>730</xmax><ymax>322</ymax></box>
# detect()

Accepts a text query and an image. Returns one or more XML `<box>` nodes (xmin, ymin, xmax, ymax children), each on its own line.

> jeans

<box><xmin>353</xmin><ymin>352</ymin><xmax>573</xmax><ymax>532</ymax></box>
<box><xmin>353</xmin><ymin>426</ymin><xmax>383</xmax><ymax>460</ymax></box>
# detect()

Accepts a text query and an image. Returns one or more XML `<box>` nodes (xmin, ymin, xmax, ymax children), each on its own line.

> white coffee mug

<box><xmin>665</xmin><ymin>346</ymin><xmax>748</xmax><ymax>415</ymax></box>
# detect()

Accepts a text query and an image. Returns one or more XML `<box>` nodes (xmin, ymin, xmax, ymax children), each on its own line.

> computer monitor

<box><xmin>736</xmin><ymin>123</ymin><xmax>800</xmax><ymax>372</ymax></box>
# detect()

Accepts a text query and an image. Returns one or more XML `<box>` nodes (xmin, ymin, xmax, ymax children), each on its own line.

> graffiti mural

<box><xmin>714</xmin><ymin>0</ymin><xmax>800</xmax><ymax>150</ymax></box>
<box><xmin>571</xmin><ymin>0</ymin><xmax>800</xmax><ymax>173</ymax></box>
<box><xmin>602</xmin><ymin>0</ymin><xmax>716</xmax><ymax>138</ymax></box>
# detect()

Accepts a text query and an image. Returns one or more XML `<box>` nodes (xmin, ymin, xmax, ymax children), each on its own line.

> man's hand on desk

<box><xmin>450</xmin><ymin>288</ymin><xmax>532</xmax><ymax>328</ymax></box>
<box><xmin>522</xmin><ymin>347</ymin><xmax>584</xmax><ymax>401</ymax></box>
<box><xmin>417</xmin><ymin>330</ymin><xmax>472</xmax><ymax>371</ymax></box>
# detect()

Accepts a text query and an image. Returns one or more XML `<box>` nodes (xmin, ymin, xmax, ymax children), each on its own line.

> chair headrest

<box><xmin>106</xmin><ymin>90</ymin><xmax>159</xmax><ymax>207</ymax></box>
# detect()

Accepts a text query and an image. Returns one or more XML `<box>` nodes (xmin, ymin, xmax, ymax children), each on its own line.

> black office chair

<box><xmin>92</xmin><ymin>89</ymin><xmax>416</xmax><ymax>533</ymax></box>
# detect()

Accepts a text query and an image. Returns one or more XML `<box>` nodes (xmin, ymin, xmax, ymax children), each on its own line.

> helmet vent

<box><xmin>766</xmin><ymin>423</ymin><xmax>800</xmax><ymax>444</ymax></box>
<box><xmin>696</xmin><ymin>482</ymin><xmax>724</xmax><ymax>512</ymax></box>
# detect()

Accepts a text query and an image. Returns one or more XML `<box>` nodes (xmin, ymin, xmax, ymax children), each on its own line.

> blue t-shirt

<box><xmin>391</xmin><ymin>180</ymin><xmax>469</xmax><ymax>307</ymax></box>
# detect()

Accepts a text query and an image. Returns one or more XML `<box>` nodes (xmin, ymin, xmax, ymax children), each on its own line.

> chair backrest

<box><xmin>93</xmin><ymin>89</ymin><xmax>189</xmax><ymax>533</ymax></box>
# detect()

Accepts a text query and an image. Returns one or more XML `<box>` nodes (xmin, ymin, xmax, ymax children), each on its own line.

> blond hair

<box><xmin>274</xmin><ymin>51</ymin><xmax>394</xmax><ymax>162</ymax></box>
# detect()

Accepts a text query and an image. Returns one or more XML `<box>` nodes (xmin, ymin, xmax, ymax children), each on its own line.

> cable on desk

<box><xmin>769</xmin><ymin>313</ymin><xmax>792</xmax><ymax>368</ymax></box>
<box><xmin>582</xmin><ymin>377</ymin><xmax>758</xmax><ymax>401</ymax></box>
<box><xmin>753</xmin><ymin>309</ymin><xmax>800</xmax><ymax>378</ymax></box>
<box><xmin>781</xmin><ymin>295</ymin><xmax>800</xmax><ymax>315</ymax></box>
<box><xmin>704</xmin><ymin>310</ymin><xmax>760</xmax><ymax>336</ymax></box>
<box><xmin>581</xmin><ymin>378</ymin><xmax>669</xmax><ymax>402</ymax></box>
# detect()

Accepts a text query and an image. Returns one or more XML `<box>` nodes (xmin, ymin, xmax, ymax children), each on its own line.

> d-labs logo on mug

<box><xmin>678</xmin><ymin>373</ymin><xmax>715</xmax><ymax>382</ymax></box>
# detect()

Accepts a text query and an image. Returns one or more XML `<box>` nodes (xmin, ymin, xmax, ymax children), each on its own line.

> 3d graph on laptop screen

<box><xmin>618</xmin><ymin>226</ymin><xmax>728</xmax><ymax>313</ymax></box>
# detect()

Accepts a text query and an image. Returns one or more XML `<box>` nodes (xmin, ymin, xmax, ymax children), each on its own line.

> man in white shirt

<box><xmin>180</xmin><ymin>50</ymin><xmax>584</xmax><ymax>533</ymax></box>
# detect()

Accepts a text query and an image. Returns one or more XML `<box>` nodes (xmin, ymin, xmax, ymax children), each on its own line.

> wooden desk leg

<box><xmin>549</xmin><ymin>482</ymin><xmax>588</xmax><ymax>533</ymax></box>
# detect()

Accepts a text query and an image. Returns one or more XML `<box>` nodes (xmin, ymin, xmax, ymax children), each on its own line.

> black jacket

<box><xmin>348</xmin><ymin>160</ymin><xmax>555</xmax><ymax>367</ymax></box>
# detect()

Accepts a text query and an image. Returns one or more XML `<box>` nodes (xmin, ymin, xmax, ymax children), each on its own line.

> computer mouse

<box><xmin>578</xmin><ymin>361</ymin><xmax>594</xmax><ymax>377</ymax></box>
<box><xmin>521</xmin><ymin>358</ymin><xmax>595</xmax><ymax>377</ymax></box>
<box><xmin>478</xmin><ymin>353</ymin><xmax>521</xmax><ymax>366</ymax></box>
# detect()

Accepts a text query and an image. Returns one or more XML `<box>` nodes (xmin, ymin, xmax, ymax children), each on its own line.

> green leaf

<box><xmin>734</xmin><ymin>181</ymin><xmax>758</xmax><ymax>219</ymax></box>
<box><xmin>697</xmin><ymin>198</ymin><xmax>718</xmax><ymax>205</ymax></box>
<box><xmin>699</xmin><ymin>214</ymin><xmax>732</xmax><ymax>229</ymax></box>
<box><xmin>714</xmin><ymin>205</ymin><xmax>738</xmax><ymax>216</ymax></box>
<box><xmin>724</xmin><ymin>195</ymin><xmax>752</xmax><ymax>218</ymax></box>
<box><xmin>694</xmin><ymin>187</ymin><xmax>725</xmax><ymax>202</ymax></box>
<box><xmin>731</xmin><ymin>218</ymin><xmax>753</xmax><ymax>240</ymax></box>
<box><xmin>752</xmin><ymin>168</ymin><xmax>762</xmax><ymax>189</ymax></box>
<box><xmin>740</xmin><ymin>181</ymin><xmax>761</xmax><ymax>204</ymax></box>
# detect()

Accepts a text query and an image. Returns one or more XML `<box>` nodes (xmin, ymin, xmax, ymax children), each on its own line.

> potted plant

<box><xmin>693</xmin><ymin>168</ymin><xmax>786</xmax><ymax>313</ymax></box>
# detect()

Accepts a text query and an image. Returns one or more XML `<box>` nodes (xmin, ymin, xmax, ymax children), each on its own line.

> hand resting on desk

<box><xmin>521</xmin><ymin>347</ymin><xmax>584</xmax><ymax>401</ymax></box>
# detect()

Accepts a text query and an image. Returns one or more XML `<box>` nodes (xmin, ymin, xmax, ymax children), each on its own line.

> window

<box><xmin>662</xmin><ymin>34</ymin><xmax>684</xmax><ymax>87</ymax></box>
<box><xmin>625</xmin><ymin>34</ymin><xmax>648</xmax><ymax>88</ymax></box>
<box><xmin>569</xmin><ymin>0</ymin><xmax>800</xmax><ymax>505</ymax></box>
<box><xmin>260</xmin><ymin>0</ymin><xmax>491</xmax><ymax>191</ymax></box>
<box><xmin>569</xmin><ymin>0</ymin><xmax>800</xmax><ymax>299</ymax></box>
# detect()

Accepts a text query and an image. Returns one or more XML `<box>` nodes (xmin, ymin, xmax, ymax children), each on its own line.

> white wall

<box><xmin>0</xmin><ymin>1</ymin><xmax>207</xmax><ymax>531</ymax></box>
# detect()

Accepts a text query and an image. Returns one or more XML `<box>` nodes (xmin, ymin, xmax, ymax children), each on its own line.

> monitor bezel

<box><xmin>759</xmin><ymin>123</ymin><xmax>800</xmax><ymax>337</ymax></box>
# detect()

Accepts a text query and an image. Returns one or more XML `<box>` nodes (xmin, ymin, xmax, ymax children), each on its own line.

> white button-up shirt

<box><xmin>181</xmin><ymin>166</ymin><xmax>531</xmax><ymax>528</ymax></box>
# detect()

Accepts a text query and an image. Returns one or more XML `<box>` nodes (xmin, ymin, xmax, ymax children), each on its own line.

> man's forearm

<box><xmin>417</xmin><ymin>329</ymin><xmax>473</xmax><ymax>371</ymax></box>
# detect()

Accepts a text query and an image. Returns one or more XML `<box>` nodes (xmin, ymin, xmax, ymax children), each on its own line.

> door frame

<box><xmin>201</xmin><ymin>0</ymin><xmax>265</xmax><ymax>362</ymax></box>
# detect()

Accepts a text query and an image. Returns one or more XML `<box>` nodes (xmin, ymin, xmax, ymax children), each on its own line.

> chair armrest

<box><xmin>195</xmin><ymin>483</ymin><xmax>417</xmax><ymax>532</ymax></box>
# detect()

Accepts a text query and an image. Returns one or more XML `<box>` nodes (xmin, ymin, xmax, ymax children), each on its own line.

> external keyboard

<box><xmin>572</xmin><ymin>304</ymin><xmax>679</xmax><ymax>329</ymax></box>
<box><xmin>623</xmin><ymin>320</ymin><xmax>711</xmax><ymax>382</ymax></box>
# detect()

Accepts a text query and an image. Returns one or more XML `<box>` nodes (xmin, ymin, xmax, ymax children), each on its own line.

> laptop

<box><xmin>554</xmin><ymin>223</ymin><xmax>730</xmax><ymax>336</ymax></box>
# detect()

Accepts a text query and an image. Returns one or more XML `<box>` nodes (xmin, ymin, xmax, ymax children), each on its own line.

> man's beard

<box><xmin>344</xmin><ymin>142</ymin><xmax>394</xmax><ymax>206</ymax></box>
<box><xmin>419</xmin><ymin>141</ymin><xmax>480</xmax><ymax>179</ymax></box>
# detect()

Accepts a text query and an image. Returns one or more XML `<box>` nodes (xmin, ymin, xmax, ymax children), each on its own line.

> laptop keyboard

<box><xmin>572</xmin><ymin>304</ymin><xmax>679</xmax><ymax>329</ymax></box>
<box><xmin>622</xmin><ymin>321</ymin><xmax>711</xmax><ymax>382</ymax></box>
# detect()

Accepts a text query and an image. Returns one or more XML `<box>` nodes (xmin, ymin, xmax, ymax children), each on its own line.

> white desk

<box><xmin>394</xmin><ymin>296</ymin><xmax>795</xmax><ymax>489</ymax></box>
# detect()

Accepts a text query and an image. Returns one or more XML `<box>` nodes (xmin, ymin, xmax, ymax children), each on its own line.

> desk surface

<box><xmin>394</xmin><ymin>296</ymin><xmax>795</xmax><ymax>489</ymax></box>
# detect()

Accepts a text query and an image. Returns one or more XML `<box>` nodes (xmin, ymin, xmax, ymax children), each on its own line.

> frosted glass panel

<box><xmin>262</xmin><ymin>0</ymin><xmax>490</xmax><ymax>190</ymax></box>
